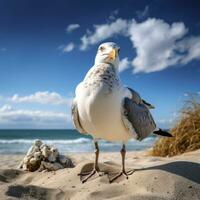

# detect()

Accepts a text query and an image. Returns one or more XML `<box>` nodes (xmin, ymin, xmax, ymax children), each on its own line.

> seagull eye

<box><xmin>99</xmin><ymin>46</ymin><xmax>105</xmax><ymax>51</ymax></box>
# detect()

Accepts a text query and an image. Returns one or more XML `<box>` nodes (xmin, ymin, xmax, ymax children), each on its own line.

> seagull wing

<box><xmin>127</xmin><ymin>87</ymin><xmax>155</xmax><ymax>109</ymax></box>
<box><xmin>122</xmin><ymin>88</ymin><xmax>156</xmax><ymax>140</ymax></box>
<box><xmin>71</xmin><ymin>98</ymin><xmax>87</xmax><ymax>134</ymax></box>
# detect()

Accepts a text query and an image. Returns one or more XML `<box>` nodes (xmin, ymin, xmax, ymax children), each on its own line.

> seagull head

<box><xmin>95</xmin><ymin>42</ymin><xmax>120</xmax><ymax>68</ymax></box>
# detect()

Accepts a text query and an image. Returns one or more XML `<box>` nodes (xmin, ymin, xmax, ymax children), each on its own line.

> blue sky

<box><xmin>0</xmin><ymin>0</ymin><xmax>200</xmax><ymax>129</ymax></box>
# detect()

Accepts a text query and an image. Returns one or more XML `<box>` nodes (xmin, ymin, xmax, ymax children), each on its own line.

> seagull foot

<box><xmin>78</xmin><ymin>168</ymin><xmax>103</xmax><ymax>183</ymax></box>
<box><xmin>108</xmin><ymin>169</ymin><xmax>135</xmax><ymax>183</ymax></box>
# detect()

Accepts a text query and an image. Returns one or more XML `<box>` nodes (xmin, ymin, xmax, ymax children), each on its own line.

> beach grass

<box><xmin>151</xmin><ymin>98</ymin><xmax>200</xmax><ymax>157</ymax></box>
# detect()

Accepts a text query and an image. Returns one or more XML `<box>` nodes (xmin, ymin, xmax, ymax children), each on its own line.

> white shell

<box><xmin>41</xmin><ymin>161</ymin><xmax>63</xmax><ymax>171</ymax></box>
<box><xmin>58</xmin><ymin>155</ymin><xmax>74</xmax><ymax>168</ymax></box>
<box><xmin>34</xmin><ymin>151</ymin><xmax>42</xmax><ymax>160</ymax></box>
<box><xmin>26</xmin><ymin>145</ymin><xmax>39</xmax><ymax>158</ymax></box>
<box><xmin>34</xmin><ymin>139</ymin><xmax>43</xmax><ymax>147</ymax></box>
<box><xmin>50</xmin><ymin>147</ymin><xmax>59</xmax><ymax>157</ymax></box>
<box><xmin>29</xmin><ymin>157</ymin><xmax>38</xmax><ymax>165</ymax></box>
<box><xmin>58</xmin><ymin>154</ymin><xmax>68</xmax><ymax>164</ymax></box>
<box><xmin>41</xmin><ymin>145</ymin><xmax>50</xmax><ymax>158</ymax></box>
<box><xmin>48</xmin><ymin>147</ymin><xmax>59</xmax><ymax>162</ymax></box>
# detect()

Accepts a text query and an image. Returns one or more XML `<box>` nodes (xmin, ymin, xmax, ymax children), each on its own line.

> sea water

<box><xmin>0</xmin><ymin>129</ymin><xmax>156</xmax><ymax>154</ymax></box>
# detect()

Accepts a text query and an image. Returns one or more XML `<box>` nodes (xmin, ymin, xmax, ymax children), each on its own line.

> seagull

<box><xmin>71</xmin><ymin>42</ymin><xmax>172</xmax><ymax>183</ymax></box>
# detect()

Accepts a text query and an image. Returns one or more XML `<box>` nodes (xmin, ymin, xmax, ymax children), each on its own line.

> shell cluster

<box><xmin>19</xmin><ymin>140</ymin><xmax>74</xmax><ymax>172</ymax></box>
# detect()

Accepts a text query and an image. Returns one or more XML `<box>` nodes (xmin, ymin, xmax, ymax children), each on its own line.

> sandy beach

<box><xmin>0</xmin><ymin>149</ymin><xmax>199</xmax><ymax>200</ymax></box>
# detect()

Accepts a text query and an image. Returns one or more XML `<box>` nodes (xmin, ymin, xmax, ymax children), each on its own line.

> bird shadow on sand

<box><xmin>140</xmin><ymin>161</ymin><xmax>200</xmax><ymax>184</ymax></box>
<box><xmin>0</xmin><ymin>169</ymin><xmax>24</xmax><ymax>183</ymax></box>
<box><xmin>5</xmin><ymin>185</ymin><xmax>57</xmax><ymax>199</ymax></box>
<box><xmin>79</xmin><ymin>161</ymin><xmax>200</xmax><ymax>184</ymax></box>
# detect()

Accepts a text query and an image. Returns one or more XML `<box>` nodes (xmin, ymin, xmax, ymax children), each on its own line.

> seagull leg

<box><xmin>109</xmin><ymin>144</ymin><xmax>135</xmax><ymax>183</ymax></box>
<box><xmin>78</xmin><ymin>141</ymin><xmax>102</xmax><ymax>183</ymax></box>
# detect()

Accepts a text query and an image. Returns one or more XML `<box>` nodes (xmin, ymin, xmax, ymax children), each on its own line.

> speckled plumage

<box><xmin>83</xmin><ymin>63</ymin><xmax>120</xmax><ymax>94</ymax></box>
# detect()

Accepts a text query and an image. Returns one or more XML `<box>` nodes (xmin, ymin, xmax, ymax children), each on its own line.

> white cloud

<box><xmin>79</xmin><ymin>17</ymin><xmax>200</xmax><ymax>73</ymax></box>
<box><xmin>0</xmin><ymin>104</ymin><xmax>13</xmax><ymax>112</ymax></box>
<box><xmin>118</xmin><ymin>57</ymin><xmax>130</xmax><ymax>72</ymax></box>
<box><xmin>128</xmin><ymin>18</ymin><xmax>188</xmax><ymax>73</ymax></box>
<box><xmin>157</xmin><ymin>112</ymin><xmax>179</xmax><ymax>128</ymax></box>
<box><xmin>129</xmin><ymin>19</ymin><xmax>200</xmax><ymax>73</ymax></box>
<box><xmin>184</xmin><ymin>91</ymin><xmax>200</xmax><ymax>97</ymax></box>
<box><xmin>10</xmin><ymin>91</ymin><xmax>72</xmax><ymax>105</ymax></box>
<box><xmin>80</xmin><ymin>18</ymin><xmax>129</xmax><ymax>50</ymax></box>
<box><xmin>109</xmin><ymin>9</ymin><xmax>119</xmax><ymax>20</ymax></box>
<box><xmin>158</xmin><ymin>118</ymin><xmax>174</xmax><ymax>127</ymax></box>
<box><xmin>0</xmin><ymin>105</ymin><xmax>70</xmax><ymax>128</ymax></box>
<box><xmin>66</xmin><ymin>24</ymin><xmax>80</xmax><ymax>33</ymax></box>
<box><xmin>135</xmin><ymin>6</ymin><xmax>149</xmax><ymax>20</ymax></box>
<box><xmin>62</xmin><ymin>42</ymin><xmax>75</xmax><ymax>52</ymax></box>
<box><xmin>178</xmin><ymin>36</ymin><xmax>200</xmax><ymax>64</ymax></box>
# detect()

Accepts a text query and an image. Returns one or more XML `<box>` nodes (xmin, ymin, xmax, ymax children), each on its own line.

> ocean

<box><xmin>0</xmin><ymin>129</ymin><xmax>156</xmax><ymax>154</ymax></box>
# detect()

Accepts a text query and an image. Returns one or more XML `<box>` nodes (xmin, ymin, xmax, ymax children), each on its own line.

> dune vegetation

<box><xmin>151</xmin><ymin>98</ymin><xmax>200</xmax><ymax>157</ymax></box>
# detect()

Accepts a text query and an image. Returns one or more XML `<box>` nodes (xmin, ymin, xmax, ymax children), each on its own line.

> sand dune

<box><xmin>0</xmin><ymin>150</ymin><xmax>200</xmax><ymax>200</ymax></box>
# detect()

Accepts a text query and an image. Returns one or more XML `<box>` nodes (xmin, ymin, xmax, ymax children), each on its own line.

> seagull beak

<box><xmin>108</xmin><ymin>48</ymin><xmax>117</xmax><ymax>60</ymax></box>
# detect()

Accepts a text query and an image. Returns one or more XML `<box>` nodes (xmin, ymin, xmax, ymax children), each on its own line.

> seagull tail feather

<box><xmin>142</xmin><ymin>99</ymin><xmax>155</xmax><ymax>109</ymax></box>
<box><xmin>153</xmin><ymin>128</ymin><xmax>173</xmax><ymax>137</ymax></box>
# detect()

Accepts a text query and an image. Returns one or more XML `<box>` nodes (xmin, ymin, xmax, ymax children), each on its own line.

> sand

<box><xmin>0</xmin><ymin>149</ymin><xmax>200</xmax><ymax>200</ymax></box>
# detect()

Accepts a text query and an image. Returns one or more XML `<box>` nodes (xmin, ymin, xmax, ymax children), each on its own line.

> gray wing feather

<box><xmin>71</xmin><ymin>99</ymin><xmax>87</xmax><ymax>134</ymax></box>
<box><xmin>127</xmin><ymin>87</ymin><xmax>155</xmax><ymax>109</ymax></box>
<box><xmin>123</xmin><ymin>97</ymin><xmax>156</xmax><ymax>141</ymax></box>
<box><xmin>127</xmin><ymin>87</ymin><xmax>142</xmax><ymax>104</ymax></box>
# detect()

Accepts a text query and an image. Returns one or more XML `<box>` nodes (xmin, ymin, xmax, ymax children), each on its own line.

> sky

<box><xmin>0</xmin><ymin>0</ymin><xmax>200</xmax><ymax>129</ymax></box>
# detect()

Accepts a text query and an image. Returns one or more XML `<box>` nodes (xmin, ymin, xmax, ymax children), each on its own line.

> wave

<box><xmin>0</xmin><ymin>136</ymin><xmax>155</xmax><ymax>145</ymax></box>
<box><xmin>0</xmin><ymin>137</ymin><xmax>156</xmax><ymax>154</ymax></box>
<box><xmin>0</xmin><ymin>138</ymin><xmax>92</xmax><ymax>145</ymax></box>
